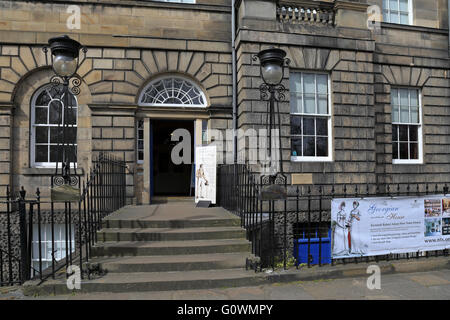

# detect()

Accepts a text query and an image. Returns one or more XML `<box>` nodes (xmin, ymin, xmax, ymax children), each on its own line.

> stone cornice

<box><xmin>8</xmin><ymin>0</ymin><xmax>231</xmax><ymax>13</ymax></box>
<box><xmin>333</xmin><ymin>0</ymin><xmax>369</xmax><ymax>12</ymax></box>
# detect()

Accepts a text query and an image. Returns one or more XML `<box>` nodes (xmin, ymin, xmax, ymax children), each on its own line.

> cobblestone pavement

<box><xmin>0</xmin><ymin>269</ymin><xmax>449</xmax><ymax>300</ymax></box>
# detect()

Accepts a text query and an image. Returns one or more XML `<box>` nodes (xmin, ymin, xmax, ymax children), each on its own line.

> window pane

<box><xmin>383</xmin><ymin>0</ymin><xmax>388</xmax><ymax>9</ymax></box>
<box><xmin>35</xmin><ymin>145</ymin><xmax>48</xmax><ymax>162</ymax></box>
<box><xmin>409</xmin><ymin>125</ymin><xmax>418</xmax><ymax>142</ymax></box>
<box><xmin>410</xmin><ymin>90</ymin><xmax>418</xmax><ymax>106</ymax></box>
<box><xmin>291</xmin><ymin>138</ymin><xmax>302</xmax><ymax>157</ymax></box>
<box><xmin>66</xmin><ymin>127</ymin><xmax>77</xmax><ymax>144</ymax></box>
<box><xmin>389</xmin><ymin>0</ymin><xmax>398</xmax><ymax>10</ymax></box>
<box><xmin>138</xmin><ymin>151</ymin><xmax>144</xmax><ymax>161</ymax></box>
<box><xmin>290</xmin><ymin>116</ymin><xmax>302</xmax><ymax>135</ymax></box>
<box><xmin>392</xmin><ymin>104</ymin><xmax>399</xmax><ymax>122</ymax></box>
<box><xmin>392</xmin><ymin>143</ymin><xmax>399</xmax><ymax>159</ymax></box>
<box><xmin>392</xmin><ymin>124</ymin><xmax>398</xmax><ymax>141</ymax></box>
<box><xmin>400</xmin><ymin>104</ymin><xmax>409</xmax><ymax>123</ymax></box>
<box><xmin>410</xmin><ymin>106</ymin><xmax>419</xmax><ymax>123</ymax></box>
<box><xmin>317</xmin><ymin>75</ymin><xmax>328</xmax><ymax>94</ymax></box>
<box><xmin>316</xmin><ymin>118</ymin><xmax>328</xmax><ymax>136</ymax></box>
<box><xmin>390</xmin><ymin>12</ymin><xmax>399</xmax><ymax>23</ymax></box>
<box><xmin>36</xmin><ymin>90</ymin><xmax>51</xmax><ymax>106</ymax></box>
<box><xmin>316</xmin><ymin>137</ymin><xmax>328</xmax><ymax>157</ymax></box>
<box><xmin>35</xmin><ymin>127</ymin><xmax>48</xmax><ymax>144</ymax></box>
<box><xmin>399</xmin><ymin>89</ymin><xmax>409</xmax><ymax>106</ymax></box>
<box><xmin>50</xmin><ymin>127</ymin><xmax>63</xmax><ymax>144</ymax></box>
<box><xmin>399</xmin><ymin>125</ymin><xmax>408</xmax><ymax>141</ymax></box>
<box><xmin>317</xmin><ymin>95</ymin><xmax>328</xmax><ymax>114</ymax></box>
<box><xmin>48</xmin><ymin>86</ymin><xmax>63</xmax><ymax>99</ymax></box>
<box><xmin>290</xmin><ymin>94</ymin><xmax>302</xmax><ymax>114</ymax></box>
<box><xmin>303</xmin><ymin>74</ymin><xmax>315</xmax><ymax>94</ymax></box>
<box><xmin>303</xmin><ymin>136</ymin><xmax>315</xmax><ymax>156</ymax></box>
<box><xmin>383</xmin><ymin>11</ymin><xmax>389</xmax><ymax>22</ymax></box>
<box><xmin>65</xmin><ymin>107</ymin><xmax>77</xmax><ymax>125</ymax></box>
<box><xmin>50</xmin><ymin>146</ymin><xmax>63</xmax><ymax>162</ymax></box>
<box><xmin>304</xmin><ymin>94</ymin><xmax>315</xmax><ymax>114</ymax></box>
<box><xmin>290</xmin><ymin>73</ymin><xmax>302</xmax><ymax>93</ymax></box>
<box><xmin>35</xmin><ymin>107</ymin><xmax>47</xmax><ymax>124</ymax></box>
<box><xmin>303</xmin><ymin>117</ymin><xmax>315</xmax><ymax>135</ymax></box>
<box><xmin>391</xmin><ymin>89</ymin><xmax>398</xmax><ymax>105</ymax></box>
<box><xmin>399</xmin><ymin>0</ymin><xmax>408</xmax><ymax>11</ymax></box>
<box><xmin>400</xmin><ymin>13</ymin><xmax>409</xmax><ymax>24</ymax></box>
<box><xmin>399</xmin><ymin>142</ymin><xmax>408</xmax><ymax>159</ymax></box>
<box><xmin>49</xmin><ymin>101</ymin><xmax>62</xmax><ymax>124</ymax></box>
<box><xmin>410</xmin><ymin>143</ymin><xmax>418</xmax><ymax>159</ymax></box>
<box><xmin>68</xmin><ymin>146</ymin><xmax>77</xmax><ymax>163</ymax></box>
<box><xmin>54</xmin><ymin>146</ymin><xmax>77</xmax><ymax>163</ymax></box>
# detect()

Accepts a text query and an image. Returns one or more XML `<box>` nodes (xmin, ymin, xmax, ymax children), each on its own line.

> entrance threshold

<box><xmin>152</xmin><ymin>196</ymin><xmax>194</xmax><ymax>204</ymax></box>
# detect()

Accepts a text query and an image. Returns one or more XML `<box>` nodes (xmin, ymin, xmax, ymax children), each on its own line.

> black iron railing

<box><xmin>0</xmin><ymin>153</ymin><xmax>126</xmax><ymax>287</ymax></box>
<box><xmin>218</xmin><ymin>164</ymin><xmax>450</xmax><ymax>272</ymax></box>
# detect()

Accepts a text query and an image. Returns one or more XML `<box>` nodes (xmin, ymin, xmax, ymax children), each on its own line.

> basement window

<box><xmin>31</xmin><ymin>224</ymin><xmax>75</xmax><ymax>276</ymax></box>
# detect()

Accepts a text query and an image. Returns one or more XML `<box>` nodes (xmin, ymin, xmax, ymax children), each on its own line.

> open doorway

<box><xmin>151</xmin><ymin>119</ymin><xmax>194</xmax><ymax>196</ymax></box>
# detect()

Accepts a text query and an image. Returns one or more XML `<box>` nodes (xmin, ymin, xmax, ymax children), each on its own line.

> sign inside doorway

<box><xmin>195</xmin><ymin>145</ymin><xmax>217</xmax><ymax>205</ymax></box>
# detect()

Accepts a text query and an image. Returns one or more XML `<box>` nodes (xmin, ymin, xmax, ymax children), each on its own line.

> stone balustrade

<box><xmin>277</xmin><ymin>1</ymin><xmax>335</xmax><ymax>25</ymax></box>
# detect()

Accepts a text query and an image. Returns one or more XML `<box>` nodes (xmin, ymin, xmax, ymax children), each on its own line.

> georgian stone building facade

<box><xmin>0</xmin><ymin>0</ymin><xmax>449</xmax><ymax>207</ymax></box>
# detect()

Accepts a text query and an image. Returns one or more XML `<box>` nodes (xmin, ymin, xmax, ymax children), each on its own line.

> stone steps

<box><xmin>97</xmin><ymin>226</ymin><xmax>246</xmax><ymax>242</ymax></box>
<box><xmin>102</xmin><ymin>218</ymin><xmax>241</xmax><ymax>229</ymax></box>
<box><xmin>90</xmin><ymin>239</ymin><xmax>252</xmax><ymax>257</ymax></box>
<box><xmin>23</xmin><ymin>203</ymin><xmax>261</xmax><ymax>295</ymax></box>
<box><xmin>86</xmin><ymin>253</ymin><xmax>255</xmax><ymax>273</ymax></box>
<box><xmin>24</xmin><ymin>269</ymin><xmax>267</xmax><ymax>295</ymax></box>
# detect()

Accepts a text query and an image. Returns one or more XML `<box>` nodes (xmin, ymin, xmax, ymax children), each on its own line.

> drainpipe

<box><xmin>232</xmin><ymin>0</ymin><xmax>238</xmax><ymax>164</ymax></box>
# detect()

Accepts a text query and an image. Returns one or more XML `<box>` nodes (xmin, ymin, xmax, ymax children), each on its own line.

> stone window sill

<box><xmin>22</xmin><ymin>168</ymin><xmax>85</xmax><ymax>176</ymax></box>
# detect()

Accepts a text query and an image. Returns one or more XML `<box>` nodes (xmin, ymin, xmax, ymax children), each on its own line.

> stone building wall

<box><xmin>1</xmin><ymin>0</ymin><xmax>450</xmax><ymax>269</ymax></box>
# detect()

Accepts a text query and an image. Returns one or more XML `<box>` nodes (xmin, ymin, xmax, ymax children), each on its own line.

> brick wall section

<box><xmin>236</xmin><ymin>41</ymin><xmax>377</xmax><ymax>191</ymax></box>
<box><xmin>91</xmin><ymin>114</ymin><xmax>135</xmax><ymax>202</ymax></box>
<box><xmin>0</xmin><ymin>107</ymin><xmax>11</xmax><ymax>212</ymax></box>
<box><xmin>374</xmin><ymin>25</ymin><xmax>450</xmax><ymax>186</ymax></box>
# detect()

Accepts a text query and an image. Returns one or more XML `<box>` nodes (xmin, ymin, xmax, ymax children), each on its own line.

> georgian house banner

<box><xmin>331</xmin><ymin>195</ymin><xmax>450</xmax><ymax>259</ymax></box>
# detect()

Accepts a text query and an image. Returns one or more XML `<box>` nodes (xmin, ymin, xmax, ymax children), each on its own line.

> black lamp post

<box><xmin>44</xmin><ymin>35</ymin><xmax>87</xmax><ymax>201</ymax></box>
<box><xmin>253</xmin><ymin>47</ymin><xmax>290</xmax><ymax>200</ymax></box>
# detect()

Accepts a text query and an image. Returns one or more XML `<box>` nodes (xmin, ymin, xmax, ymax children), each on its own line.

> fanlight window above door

<box><xmin>139</xmin><ymin>76</ymin><xmax>207</xmax><ymax>107</ymax></box>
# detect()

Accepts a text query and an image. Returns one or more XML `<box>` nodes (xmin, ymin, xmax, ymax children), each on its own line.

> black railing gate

<box><xmin>218</xmin><ymin>164</ymin><xmax>450</xmax><ymax>272</ymax></box>
<box><xmin>0</xmin><ymin>153</ymin><xmax>126</xmax><ymax>286</ymax></box>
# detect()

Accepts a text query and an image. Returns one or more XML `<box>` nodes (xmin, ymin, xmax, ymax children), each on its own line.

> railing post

<box><xmin>18</xmin><ymin>187</ymin><xmax>30</xmax><ymax>283</ymax></box>
<box><xmin>6</xmin><ymin>185</ymin><xmax>13</xmax><ymax>284</ymax></box>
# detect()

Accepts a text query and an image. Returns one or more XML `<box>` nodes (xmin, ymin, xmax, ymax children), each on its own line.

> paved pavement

<box><xmin>1</xmin><ymin>269</ymin><xmax>449</xmax><ymax>300</ymax></box>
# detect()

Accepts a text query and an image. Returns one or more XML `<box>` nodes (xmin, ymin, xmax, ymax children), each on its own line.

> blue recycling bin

<box><xmin>294</xmin><ymin>228</ymin><xmax>332</xmax><ymax>265</ymax></box>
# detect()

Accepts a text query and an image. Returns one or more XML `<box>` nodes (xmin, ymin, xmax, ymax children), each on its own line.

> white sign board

<box><xmin>195</xmin><ymin>145</ymin><xmax>217</xmax><ymax>204</ymax></box>
<box><xmin>331</xmin><ymin>195</ymin><xmax>450</xmax><ymax>259</ymax></box>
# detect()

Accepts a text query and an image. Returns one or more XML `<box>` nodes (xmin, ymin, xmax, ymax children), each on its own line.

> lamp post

<box><xmin>253</xmin><ymin>48</ymin><xmax>290</xmax><ymax>200</ymax></box>
<box><xmin>44</xmin><ymin>35</ymin><xmax>87</xmax><ymax>201</ymax></box>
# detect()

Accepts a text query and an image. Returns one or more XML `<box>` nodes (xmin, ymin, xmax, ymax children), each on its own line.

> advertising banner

<box><xmin>331</xmin><ymin>195</ymin><xmax>450</xmax><ymax>259</ymax></box>
<box><xmin>195</xmin><ymin>145</ymin><xmax>217</xmax><ymax>204</ymax></box>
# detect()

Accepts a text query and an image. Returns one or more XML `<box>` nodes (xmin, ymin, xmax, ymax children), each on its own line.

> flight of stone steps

<box><xmin>23</xmin><ymin>203</ymin><xmax>264</xmax><ymax>295</ymax></box>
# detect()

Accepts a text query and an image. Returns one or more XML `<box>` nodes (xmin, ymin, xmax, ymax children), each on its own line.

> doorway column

<box><xmin>143</xmin><ymin>118</ymin><xmax>151</xmax><ymax>204</ymax></box>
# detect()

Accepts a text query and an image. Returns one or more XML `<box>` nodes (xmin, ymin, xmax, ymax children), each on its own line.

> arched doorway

<box><xmin>138</xmin><ymin>75</ymin><xmax>208</xmax><ymax>198</ymax></box>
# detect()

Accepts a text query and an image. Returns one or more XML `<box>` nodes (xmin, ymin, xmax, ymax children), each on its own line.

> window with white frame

<box><xmin>391</xmin><ymin>88</ymin><xmax>422</xmax><ymax>163</ymax></box>
<box><xmin>382</xmin><ymin>0</ymin><xmax>412</xmax><ymax>25</ymax></box>
<box><xmin>31</xmin><ymin>224</ymin><xmax>75</xmax><ymax>275</ymax></box>
<box><xmin>138</xmin><ymin>76</ymin><xmax>207</xmax><ymax>108</ymax></box>
<box><xmin>137</xmin><ymin>119</ymin><xmax>144</xmax><ymax>164</ymax></box>
<box><xmin>290</xmin><ymin>72</ymin><xmax>332</xmax><ymax>161</ymax></box>
<box><xmin>31</xmin><ymin>85</ymin><xmax>77</xmax><ymax>167</ymax></box>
